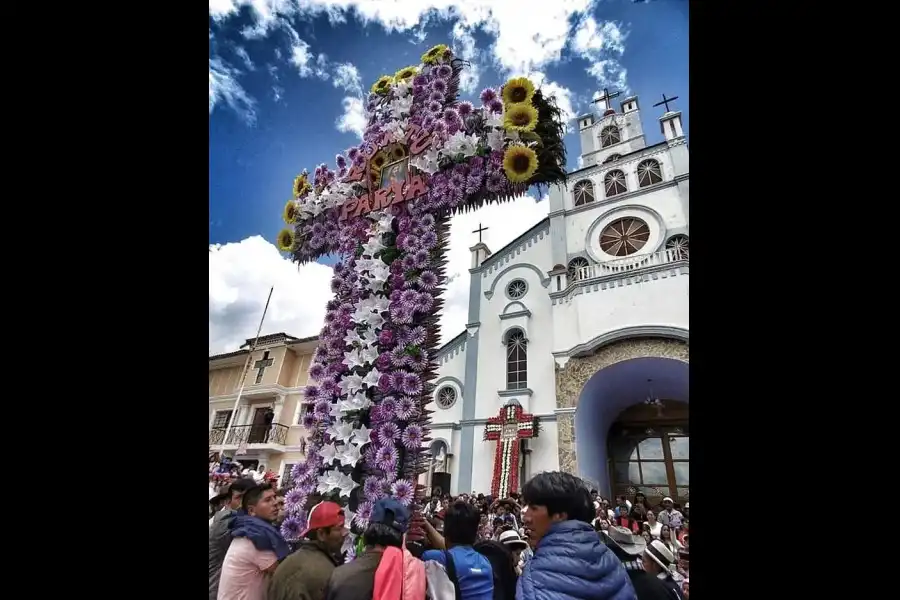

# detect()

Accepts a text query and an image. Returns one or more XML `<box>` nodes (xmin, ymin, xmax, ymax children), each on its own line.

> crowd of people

<box><xmin>209</xmin><ymin>467</ymin><xmax>689</xmax><ymax>600</ymax></box>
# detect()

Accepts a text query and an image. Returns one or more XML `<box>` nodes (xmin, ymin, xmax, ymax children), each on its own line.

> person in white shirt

<box><xmin>645</xmin><ymin>510</ymin><xmax>663</xmax><ymax>539</ymax></box>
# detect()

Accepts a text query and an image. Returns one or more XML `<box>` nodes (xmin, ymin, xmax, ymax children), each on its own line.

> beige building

<box><xmin>208</xmin><ymin>332</ymin><xmax>317</xmax><ymax>487</ymax></box>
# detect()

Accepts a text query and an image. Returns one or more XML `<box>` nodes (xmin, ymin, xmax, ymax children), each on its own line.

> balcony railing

<box><xmin>209</xmin><ymin>423</ymin><xmax>289</xmax><ymax>446</ymax></box>
<box><xmin>574</xmin><ymin>247</ymin><xmax>688</xmax><ymax>282</ymax></box>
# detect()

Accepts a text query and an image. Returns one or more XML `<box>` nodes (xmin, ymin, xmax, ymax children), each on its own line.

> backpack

<box><xmin>472</xmin><ymin>540</ymin><xmax>516</xmax><ymax>600</ymax></box>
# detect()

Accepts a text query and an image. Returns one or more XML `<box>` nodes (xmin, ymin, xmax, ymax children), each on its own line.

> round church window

<box><xmin>599</xmin><ymin>217</ymin><xmax>650</xmax><ymax>257</ymax></box>
<box><xmin>436</xmin><ymin>386</ymin><xmax>457</xmax><ymax>409</ymax></box>
<box><xmin>506</xmin><ymin>279</ymin><xmax>528</xmax><ymax>300</ymax></box>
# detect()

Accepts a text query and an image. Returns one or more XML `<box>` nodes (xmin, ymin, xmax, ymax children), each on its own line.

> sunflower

<box><xmin>501</xmin><ymin>77</ymin><xmax>535</xmax><ymax>106</ymax></box>
<box><xmin>503</xmin><ymin>102</ymin><xmax>539</xmax><ymax>132</ymax></box>
<box><xmin>276</xmin><ymin>228</ymin><xmax>295</xmax><ymax>252</ymax></box>
<box><xmin>371</xmin><ymin>75</ymin><xmax>394</xmax><ymax>95</ymax></box>
<box><xmin>421</xmin><ymin>44</ymin><xmax>450</xmax><ymax>65</ymax></box>
<box><xmin>292</xmin><ymin>174</ymin><xmax>311</xmax><ymax>198</ymax></box>
<box><xmin>394</xmin><ymin>65</ymin><xmax>418</xmax><ymax>82</ymax></box>
<box><xmin>282</xmin><ymin>200</ymin><xmax>298</xmax><ymax>224</ymax></box>
<box><xmin>503</xmin><ymin>145</ymin><xmax>539</xmax><ymax>184</ymax></box>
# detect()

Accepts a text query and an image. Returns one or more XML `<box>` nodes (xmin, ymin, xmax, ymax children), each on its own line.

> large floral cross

<box><xmin>275</xmin><ymin>43</ymin><xmax>567</xmax><ymax>558</ymax></box>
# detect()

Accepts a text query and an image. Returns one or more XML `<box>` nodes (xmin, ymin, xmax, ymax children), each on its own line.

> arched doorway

<box><xmin>568</xmin><ymin>350</ymin><xmax>689</xmax><ymax>497</ymax></box>
<box><xmin>608</xmin><ymin>401</ymin><xmax>689</xmax><ymax>506</ymax></box>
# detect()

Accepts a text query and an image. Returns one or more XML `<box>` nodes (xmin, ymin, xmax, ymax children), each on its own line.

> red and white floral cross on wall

<box><xmin>484</xmin><ymin>403</ymin><xmax>539</xmax><ymax>498</ymax></box>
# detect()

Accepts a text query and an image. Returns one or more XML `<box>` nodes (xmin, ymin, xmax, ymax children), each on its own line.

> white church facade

<box><xmin>424</xmin><ymin>95</ymin><xmax>690</xmax><ymax>504</ymax></box>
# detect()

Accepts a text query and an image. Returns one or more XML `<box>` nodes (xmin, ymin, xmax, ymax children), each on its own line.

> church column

<box><xmin>555</xmin><ymin>407</ymin><xmax>577</xmax><ymax>476</ymax></box>
<box><xmin>271</xmin><ymin>394</ymin><xmax>285</xmax><ymax>423</ymax></box>
<box><xmin>457</xmin><ymin>241</ymin><xmax>489</xmax><ymax>494</ymax></box>
<box><xmin>547</xmin><ymin>184</ymin><xmax>569</xmax><ymax>281</ymax></box>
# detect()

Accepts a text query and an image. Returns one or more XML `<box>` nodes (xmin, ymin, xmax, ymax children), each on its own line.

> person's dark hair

<box><xmin>306</xmin><ymin>526</ymin><xmax>334</xmax><ymax>541</ymax></box>
<box><xmin>229</xmin><ymin>477</ymin><xmax>257</xmax><ymax>500</ymax></box>
<box><xmin>444</xmin><ymin>500</ymin><xmax>480</xmax><ymax>546</ymax></box>
<box><xmin>275</xmin><ymin>488</ymin><xmax>287</xmax><ymax>498</ymax></box>
<box><xmin>521</xmin><ymin>471</ymin><xmax>594</xmax><ymax>523</ymax></box>
<box><xmin>241</xmin><ymin>483</ymin><xmax>273</xmax><ymax>512</ymax></box>
<box><xmin>362</xmin><ymin>522</ymin><xmax>403</xmax><ymax>548</ymax></box>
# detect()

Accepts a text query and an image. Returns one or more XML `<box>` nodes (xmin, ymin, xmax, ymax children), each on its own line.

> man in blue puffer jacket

<box><xmin>517</xmin><ymin>472</ymin><xmax>636</xmax><ymax>600</ymax></box>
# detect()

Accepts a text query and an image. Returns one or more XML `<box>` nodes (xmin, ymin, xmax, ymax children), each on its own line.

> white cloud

<box><xmin>209</xmin><ymin>236</ymin><xmax>335</xmax><ymax>355</ymax></box>
<box><xmin>335</xmin><ymin>96</ymin><xmax>367</xmax><ymax>138</ymax></box>
<box><xmin>234</xmin><ymin>46</ymin><xmax>255</xmax><ymax>71</ymax></box>
<box><xmin>451</xmin><ymin>22</ymin><xmax>480</xmax><ymax>95</ymax></box>
<box><xmin>332</xmin><ymin>63</ymin><xmax>363</xmax><ymax>95</ymax></box>
<box><xmin>570</xmin><ymin>16</ymin><xmax>629</xmax><ymax>93</ymax></box>
<box><xmin>439</xmin><ymin>195</ymin><xmax>549</xmax><ymax>344</ymax></box>
<box><xmin>209</xmin><ymin>57</ymin><xmax>256</xmax><ymax>124</ymax></box>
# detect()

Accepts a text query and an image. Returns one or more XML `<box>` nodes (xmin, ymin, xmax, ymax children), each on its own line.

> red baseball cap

<box><xmin>300</xmin><ymin>501</ymin><xmax>345</xmax><ymax>537</ymax></box>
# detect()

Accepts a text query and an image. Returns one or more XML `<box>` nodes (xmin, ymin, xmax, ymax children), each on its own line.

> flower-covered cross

<box><xmin>275</xmin><ymin>43</ymin><xmax>567</xmax><ymax>558</ymax></box>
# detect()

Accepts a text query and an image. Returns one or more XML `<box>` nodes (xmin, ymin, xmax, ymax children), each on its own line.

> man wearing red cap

<box><xmin>268</xmin><ymin>501</ymin><xmax>347</xmax><ymax>600</ymax></box>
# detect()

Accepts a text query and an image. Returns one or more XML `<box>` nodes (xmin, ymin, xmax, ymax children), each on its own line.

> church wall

<box><xmin>528</xmin><ymin>420</ymin><xmax>560</xmax><ymax>476</ymax></box>
<box><xmin>550</xmin><ymin>273</ymin><xmax>689</xmax><ymax>355</ymax></box>
<box><xmin>432</xmin><ymin>338</ymin><xmax>467</xmax><ymax>426</ymax></box>
<box><xmin>475</xmin><ymin>234</ymin><xmax>555</xmax><ymax>420</ymax></box>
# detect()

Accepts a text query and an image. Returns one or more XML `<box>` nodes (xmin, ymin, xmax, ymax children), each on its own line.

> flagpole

<box><xmin>219</xmin><ymin>286</ymin><xmax>275</xmax><ymax>458</ymax></box>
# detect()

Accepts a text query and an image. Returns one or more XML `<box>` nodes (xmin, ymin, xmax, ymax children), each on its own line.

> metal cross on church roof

<box><xmin>472</xmin><ymin>223</ymin><xmax>489</xmax><ymax>243</ymax></box>
<box><xmin>592</xmin><ymin>87</ymin><xmax>622</xmax><ymax>110</ymax></box>
<box><xmin>653</xmin><ymin>93</ymin><xmax>679</xmax><ymax>113</ymax></box>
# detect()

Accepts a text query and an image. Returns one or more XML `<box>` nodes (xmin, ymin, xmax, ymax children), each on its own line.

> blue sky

<box><xmin>208</xmin><ymin>0</ymin><xmax>688</xmax><ymax>354</ymax></box>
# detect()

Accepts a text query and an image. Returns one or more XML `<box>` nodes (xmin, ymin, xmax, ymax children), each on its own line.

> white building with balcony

<box><xmin>425</xmin><ymin>95</ymin><xmax>690</xmax><ymax>505</ymax></box>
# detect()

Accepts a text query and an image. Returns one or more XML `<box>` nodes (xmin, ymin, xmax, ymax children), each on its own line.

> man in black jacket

<box><xmin>602</xmin><ymin>526</ymin><xmax>674</xmax><ymax>600</ymax></box>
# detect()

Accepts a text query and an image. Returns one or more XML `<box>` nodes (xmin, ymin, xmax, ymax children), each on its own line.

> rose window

<box><xmin>599</xmin><ymin>218</ymin><xmax>651</xmax><ymax>257</ymax></box>
<box><xmin>436</xmin><ymin>386</ymin><xmax>457</xmax><ymax>409</ymax></box>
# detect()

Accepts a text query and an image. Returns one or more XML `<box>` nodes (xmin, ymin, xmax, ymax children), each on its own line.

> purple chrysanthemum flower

<box><xmin>480</xmin><ymin>87</ymin><xmax>497</xmax><ymax>104</ymax></box>
<box><xmin>380</xmin><ymin>395</ymin><xmax>398</xmax><ymax>418</ymax></box>
<box><xmin>390</xmin><ymin>346</ymin><xmax>411</xmax><ymax>368</ymax></box>
<box><xmin>363</xmin><ymin>476</ymin><xmax>384</xmax><ymax>501</ymax></box>
<box><xmin>408</xmin><ymin>326</ymin><xmax>427</xmax><ymax>345</ymax></box>
<box><xmin>400</xmin><ymin>289</ymin><xmax>419</xmax><ymax>306</ymax></box>
<box><xmin>429</xmin><ymin>91</ymin><xmax>445</xmax><ymax>103</ymax></box>
<box><xmin>415</xmin><ymin>293</ymin><xmax>434</xmax><ymax>313</ymax></box>
<box><xmin>413</xmin><ymin>74</ymin><xmax>428</xmax><ymax>87</ymax></box>
<box><xmin>420</xmin><ymin>231</ymin><xmax>438</xmax><ymax>249</ymax></box>
<box><xmin>443</xmin><ymin>107</ymin><xmax>459</xmax><ymax>122</ymax></box>
<box><xmin>281</xmin><ymin>516</ymin><xmax>304</xmax><ymax>540</ymax></box>
<box><xmin>391</xmin><ymin>479</ymin><xmax>415</xmax><ymax>506</ymax></box>
<box><xmin>314</xmin><ymin>400</ymin><xmax>331</xmax><ymax>416</ymax></box>
<box><xmin>356</xmin><ymin>500</ymin><xmax>374</xmax><ymax>526</ymax></box>
<box><xmin>457</xmin><ymin>101</ymin><xmax>474</xmax><ymax>117</ymax></box>
<box><xmin>395</xmin><ymin>396</ymin><xmax>418</xmax><ymax>420</ymax></box>
<box><xmin>301</xmin><ymin>412</ymin><xmax>318</xmax><ymax>429</ymax></box>
<box><xmin>308</xmin><ymin>363</ymin><xmax>326</xmax><ymax>381</ymax></box>
<box><xmin>400</xmin><ymin>254</ymin><xmax>417</xmax><ymax>271</ymax></box>
<box><xmin>488</xmin><ymin>98</ymin><xmax>503</xmax><ymax>114</ymax></box>
<box><xmin>400</xmin><ymin>424</ymin><xmax>424</xmax><ymax>450</ymax></box>
<box><xmin>486</xmin><ymin>172</ymin><xmax>507</xmax><ymax>193</ymax></box>
<box><xmin>413</xmin><ymin>249</ymin><xmax>430</xmax><ymax>268</ymax></box>
<box><xmin>436</xmin><ymin>64</ymin><xmax>452</xmax><ymax>79</ymax></box>
<box><xmin>304</xmin><ymin>385</ymin><xmax>320</xmax><ymax>401</ymax></box>
<box><xmin>412</xmin><ymin>83</ymin><xmax>427</xmax><ymax>97</ymax></box>
<box><xmin>285</xmin><ymin>488</ymin><xmax>306</xmax><ymax>508</ymax></box>
<box><xmin>427</xmin><ymin>100</ymin><xmax>442</xmax><ymax>114</ymax></box>
<box><xmin>320</xmin><ymin>378</ymin><xmax>338</xmax><ymax>395</ymax></box>
<box><xmin>378</xmin><ymin>422</ymin><xmax>401</xmax><ymax>442</ymax></box>
<box><xmin>400</xmin><ymin>372</ymin><xmax>423</xmax><ymax>396</ymax></box>
<box><xmin>375</xmin><ymin>444</ymin><xmax>399</xmax><ymax>471</ymax></box>
<box><xmin>432</xmin><ymin>120</ymin><xmax>448</xmax><ymax>137</ymax></box>
<box><xmin>431</xmin><ymin>79</ymin><xmax>448</xmax><ymax>94</ymax></box>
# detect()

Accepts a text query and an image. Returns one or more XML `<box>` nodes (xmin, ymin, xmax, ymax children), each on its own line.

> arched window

<box><xmin>573</xmin><ymin>180</ymin><xmax>595</xmax><ymax>207</ymax></box>
<box><xmin>603</xmin><ymin>153</ymin><xmax>621</xmax><ymax>164</ymax></box>
<box><xmin>505</xmin><ymin>330</ymin><xmax>528</xmax><ymax>390</ymax></box>
<box><xmin>600</xmin><ymin>125</ymin><xmax>621</xmax><ymax>148</ymax></box>
<box><xmin>665</xmin><ymin>235</ymin><xmax>689</xmax><ymax>260</ymax></box>
<box><xmin>567</xmin><ymin>257</ymin><xmax>590</xmax><ymax>281</ymax></box>
<box><xmin>637</xmin><ymin>159</ymin><xmax>663</xmax><ymax>187</ymax></box>
<box><xmin>604</xmin><ymin>169</ymin><xmax>627</xmax><ymax>197</ymax></box>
